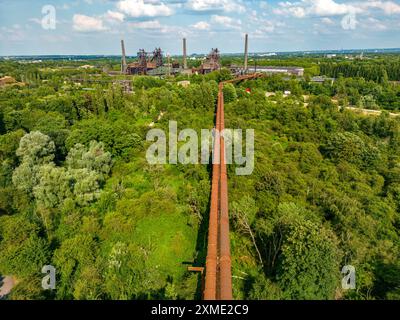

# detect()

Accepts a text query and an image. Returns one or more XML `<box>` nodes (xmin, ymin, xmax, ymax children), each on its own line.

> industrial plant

<box><xmin>119</xmin><ymin>38</ymin><xmax>221</xmax><ymax>76</ymax></box>
<box><xmin>117</xmin><ymin>35</ymin><xmax>304</xmax><ymax>78</ymax></box>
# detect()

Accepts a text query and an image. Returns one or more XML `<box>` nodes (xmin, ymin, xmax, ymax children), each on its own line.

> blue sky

<box><xmin>1</xmin><ymin>0</ymin><xmax>400</xmax><ymax>55</ymax></box>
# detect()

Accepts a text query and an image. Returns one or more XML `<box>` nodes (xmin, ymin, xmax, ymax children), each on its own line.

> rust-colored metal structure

<box><xmin>199</xmin><ymin>48</ymin><xmax>221</xmax><ymax>74</ymax></box>
<box><xmin>203</xmin><ymin>86</ymin><xmax>220</xmax><ymax>300</ymax></box>
<box><xmin>152</xmin><ymin>48</ymin><xmax>164</xmax><ymax>68</ymax></box>
<box><xmin>204</xmin><ymin>73</ymin><xmax>264</xmax><ymax>300</ymax></box>
<box><xmin>218</xmin><ymin>82</ymin><xmax>232</xmax><ymax>300</ymax></box>
<box><xmin>137</xmin><ymin>49</ymin><xmax>148</xmax><ymax>75</ymax></box>
<box><xmin>125</xmin><ymin>48</ymin><xmax>163</xmax><ymax>75</ymax></box>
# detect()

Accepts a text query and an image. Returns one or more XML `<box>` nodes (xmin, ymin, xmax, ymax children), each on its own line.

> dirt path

<box><xmin>0</xmin><ymin>276</ymin><xmax>15</xmax><ymax>298</ymax></box>
<box><xmin>343</xmin><ymin>106</ymin><xmax>400</xmax><ymax>117</ymax></box>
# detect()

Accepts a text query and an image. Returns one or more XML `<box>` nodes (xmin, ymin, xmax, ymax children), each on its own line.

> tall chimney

<box><xmin>167</xmin><ymin>54</ymin><xmax>171</xmax><ymax>76</ymax></box>
<box><xmin>121</xmin><ymin>39</ymin><xmax>127</xmax><ymax>74</ymax></box>
<box><xmin>244</xmin><ymin>34</ymin><xmax>248</xmax><ymax>73</ymax></box>
<box><xmin>183</xmin><ymin>38</ymin><xmax>187</xmax><ymax>69</ymax></box>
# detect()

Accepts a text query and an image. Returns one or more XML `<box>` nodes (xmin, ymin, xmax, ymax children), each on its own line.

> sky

<box><xmin>1</xmin><ymin>0</ymin><xmax>400</xmax><ymax>55</ymax></box>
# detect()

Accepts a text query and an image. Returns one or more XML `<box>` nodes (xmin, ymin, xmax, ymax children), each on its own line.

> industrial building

<box><xmin>197</xmin><ymin>48</ymin><xmax>221</xmax><ymax>74</ymax></box>
<box><xmin>124</xmin><ymin>48</ymin><xmax>164</xmax><ymax>75</ymax></box>
<box><xmin>119</xmin><ymin>38</ymin><xmax>222</xmax><ymax>76</ymax></box>
<box><xmin>120</xmin><ymin>39</ymin><xmax>192</xmax><ymax>76</ymax></box>
<box><xmin>247</xmin><ymin>66</ymin><xmax>304</xmax><ymax>76</ymax></box>
<box><xmin>311</xmin><ymin>76</ymin><xmax>335</xmax><ymax>84</ymax></box>
<box><xmin>117</xmin><ymin>34</ymin><xmax>303</xmax><ymax>78</ymax></box>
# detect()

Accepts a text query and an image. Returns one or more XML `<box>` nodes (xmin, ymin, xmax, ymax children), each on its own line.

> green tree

<box><xmin>12</xmin><ymin>160</ymin><xmax>40</xmax><ymax>194</ymax></box>
<box><xmin>33</xmin><ymin>164</ymin><xmax>73</xmax><ymax>208</ymax></box>
<box><xmin>0</xmin><ymin>215</ymin><xmax>50</xmax><ymax>278</ymax></box>
<box><xmin>70</xmin><ymin>168</ymin><xmax>101</xmax><ymax>206</ymax></box>
<box><xmin>231</xmin><ymin>196</ymin><xmax>263</xmax><ymax>266</ymax></box>
<box><xmin>274</xmin><ymin>203</ymin><xmax>341</xmax><ymax>300</ymax></box>
<box><xmin>15</xmin><ymin>131</ymin><xmax>55</xmax><ymax>164</ymax></box>
<box><xmin>66</xmin><ymin>141</ymin><xmax>112</xmax><ymax>179</ymax></box>
<box><xmin>53</xmin><ymin>234</ymin><xmax>99</xmax><ymax>299</ymax></box>
<box><xmin>12</xmin><ymin>131</ymin><xmax>56</xmax><ymax>195</ymax></box>
<box><xmin>223</xmin><ymin>83</ymin><xmax>238</xmax><ymax>103</ymax></box>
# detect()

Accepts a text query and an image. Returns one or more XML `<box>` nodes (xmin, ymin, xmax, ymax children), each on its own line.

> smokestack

<box><xmin>183</xmin><ymin>38</ymin><xmax>187</xmax><ymax>69</ymax></box>
<box><xmin>121</xmin><ymin>39</ymin><xmax>127</xmax><ymax>74</ymax></box>
<box><xmin>244</xmin><ymin>34</ymin><xmax>248</xmax><ymax>73</ymax></box>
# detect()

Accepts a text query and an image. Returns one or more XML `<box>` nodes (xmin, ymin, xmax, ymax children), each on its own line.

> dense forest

<box><xmin>0</xmin><ymin>56</ymin><xmax>399</xmax><ymax>300</ymax></box>
<box><xmin>0</xmin><ymin>67</ymin><xmax>222</xmax><ymax>299</ymax></box>
<box><xmin>228</xmin><ymin>79</ymin><xmax>400</xmax><ymax>300</ymax></box>
<box><xmin>320</xmin><ymin>58</ymin><xmax>400</xmax><ymax>83</ymax></box>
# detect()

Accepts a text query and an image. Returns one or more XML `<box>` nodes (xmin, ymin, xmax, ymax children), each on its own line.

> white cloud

<box><xmin>258</xmin><ymin>21</ymin><xmax>276</xmax><ymax>33</ymax></box>
<box><xmin>186</xmin><ymin>0</ymin><xmax>246</xmax><ymax>13</ymax></box>
<box><xmin>129</xmin><ymin>20</ymin><xmax>162</xmax><ymax>29</ymax></box>
<box><xmin>321</xmin><ymin>17</ymin><xmax>335</xmax><ymax>24</ymax></box>
<box><xmin>273</xmin><ymin>0</ymin><xmax>400</xmax><ymax>19</ymax></box>
<box><xmin>211</xmin><ymin>14</ymin><xmax>234</xmax><ymax>24</ymax></box>
<box><xmin>251</xmin><ymin>18</ymin><xmax>281</xmax><ymax>38</ymax></box>
<box><xmin>104</xmin><ymin>10</ymin><xmax>125</xmax><ymax>23</ymax></box>
<box><xmin>125</xmin><ymin>19</ymin><xmax>188</xmax><ymax>37</ymax></box>
<box><xmin>0</xmin><ymin>25</ymin><xmax>26</xmax><ymax>41</ymax></box>
<box><xmin>363</xmin><ymin>1</ymin><xmax>400</xmax><ymax>15</ymax></box>
<box><xmin>289</xmin><ymin>7</ymin><xmax>306</xmax><ymax>17</ymax></box>
<box><xmin>308</xmin><ymin>0</ymin><xmax>356</xmax><ymax>16</ymax></box>
<box><xmin>273</xmin><ymin>2</ymin><xmax>307</xmax><ymax>18</ymax></box>
<box><xmin>116</xmin><ymin>0</ymin><xmax>173</xmax><ymax>18</ymax></box>
<box><xmin>29</xmin><ymin>18</ymin><xmax>42</xmax><ymax>25</ymax></box>
<box><xmin>211</xmin><ymin>14</ymin><xmax>242</xmax><ymax>30</ymax></box>
<box><xmin>273</xmin><ymin>0</ymin><xmax>361</xmax><ymax>18</ymax></box>
<box><xmin>361</xmin><ymin>17</ymin><xmax>388</xmax><ymax>30</ymax></box>
<box><xmin>191</xmin><ymin>21</ymin><xmax>211</xmax><ymax>30</ymax></box>
<box><xmin>73</xmin><ymin>14</ymin><xmax>107</xmax><ymax>32</ymax></box>
<box><xmin>381</xmin><ymin>1</ymin><xmax>400</xmax><ymax>14</ymax></box>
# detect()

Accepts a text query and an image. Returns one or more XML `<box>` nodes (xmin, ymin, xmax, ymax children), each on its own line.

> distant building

<box><xmin>257</xmin><ymin>53</ymin><xmax>277</xmax><ymax>57</ymax></box>
<box><xmin>127</xmin><ymin>61</ymin><xmax>157</xmax><ymax>75</ymax></box>
<box><xmin>311</xmin><ymin>76</ymin><xmax>335</xmax><ymax>84</ymax></box>
<box><xmin>248</xmin><ymin>66</ymin><xmax>304</xmax><ymax>76</ymax></box>
<box><xmin>126</xmin><ymin>48</ymin><xmax>163</xmax><ymax>75</ymax></box>
<box><xmin>198</xmin><ymin>48</ymin><xmax>221</xmax><ymax>74</ymax></box>
<box><xmin>147</xmin><ymin>65</ymin><xmax>181</xmax><ymax>76</ymax></box>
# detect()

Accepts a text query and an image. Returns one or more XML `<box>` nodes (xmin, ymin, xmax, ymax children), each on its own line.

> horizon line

<box><xmin>1</xmin><ymin>47</ymin><xmax>400</xmax><ymax>58</ymax></box>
